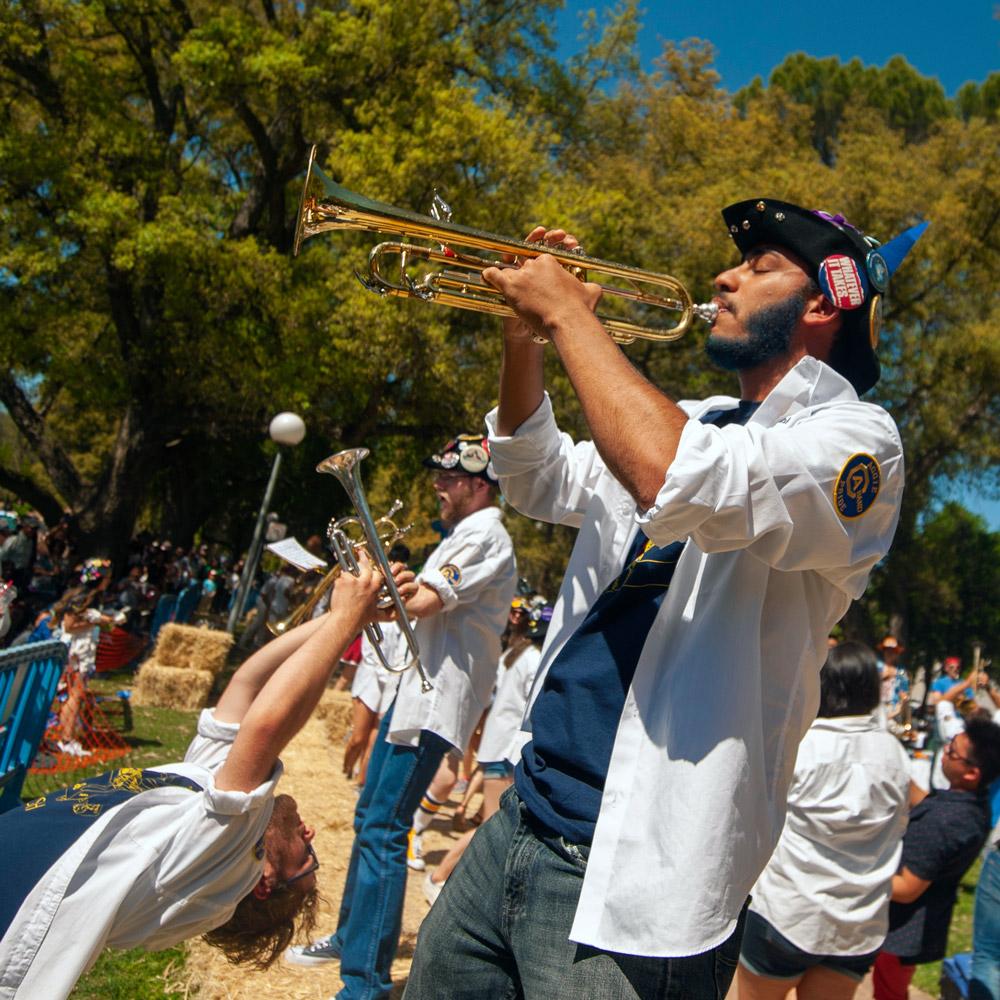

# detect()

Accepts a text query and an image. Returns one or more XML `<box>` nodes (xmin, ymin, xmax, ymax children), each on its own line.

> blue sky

<box><xmin>555</xmin><ymin>1</ymin><xmax>996</xmax><ymax>96</ymax></box>
<box><xmin>941</xmin><ymin>487</ymin><xmax>1000</xmax><ymax>530</ymax></box>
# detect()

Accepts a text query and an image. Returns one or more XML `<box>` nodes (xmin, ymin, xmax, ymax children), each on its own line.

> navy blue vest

<box><xmin>0</xmin><ymin>768</ymin><xmax>203</xmax><ymax>938</ymax></box>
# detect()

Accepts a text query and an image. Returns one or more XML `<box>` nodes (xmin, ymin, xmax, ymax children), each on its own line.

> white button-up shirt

<box><xmin>352</xmin><ymin>626</ymin><xmax>403</xmax><ymax>716</ymax></box>
<box><xmin>0</xmin><ymin>711</ymin><xmax>280</xmax><ymax>1000</ymax></box>
<box><xmin>478</xmin><ymin>643</ymin><xmax>543</xmax><ymax>765</ymax></box>
<box><xmin>486</xmin><ymin>356</ymin><xmax>904</xmax><ymax>957</ymax></box>
<box><xmin>751</xmin><ymin>714</ymin><xmax>911</xmax><ymax>956</ymax></box>
<box><xmin>389</xmin><ymin>505</ymin><xmax>516</xmax><ymax>753</ymax></box>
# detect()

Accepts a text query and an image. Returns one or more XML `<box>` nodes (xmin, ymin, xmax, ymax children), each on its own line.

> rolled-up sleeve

<box><xmin>420</xmin><ymin>537</ymin><xmax>514</xmax><ymax>612</ymax></box>
<box><xmin>486</xmin><ymin>395</ymin><xmax>607</xmax><ymax>528</ymax></box>
<box><xmin>637</xmin><ymin>402</ymin><xmax>904</xmax><ymax>595</ymax></box>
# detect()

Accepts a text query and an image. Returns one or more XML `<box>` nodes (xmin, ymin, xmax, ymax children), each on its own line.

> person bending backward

<box><xmin>404</xmin><ymin>201</ymin><xmax>926</xmax><ymax>1000</ymax></box>
<box><xmin>737</xmin><ymin>642</ymin><xmax>911</xmax><ymax>1000</ymax></box>
<box><xmin>0</xmin><ymin>556</ymin><xmax>398</xmax><ymax>1000</ymax></box>
<box><xmin>286</xmin><ymin>432</ymin><xmax>516</xmax><ymax>1000</ymax></box>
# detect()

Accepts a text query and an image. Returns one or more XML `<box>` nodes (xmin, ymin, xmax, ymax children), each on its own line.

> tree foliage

<box><xmin>891</xmin><ymin>503</ymin><xmax>1000</xmax><ymax>668</ymax></box>
<box><xmin>1</xmin><ymin>10</ymin><xmax>997</xmax><ymax>645</ymax></box>
<box><xmin>0</xmin><ymin>0</ymin><xmax>568</xmax><ymax>561</ymax></box>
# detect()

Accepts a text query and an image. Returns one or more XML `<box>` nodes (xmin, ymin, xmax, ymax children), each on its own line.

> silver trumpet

<box><xmin>318</xmin><ymin>448</ymin><xmax>432</xmax><ymax>693</ymax></box>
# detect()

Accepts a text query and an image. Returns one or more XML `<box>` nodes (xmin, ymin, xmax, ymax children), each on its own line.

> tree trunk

<box><xmin>73</xmin><ymin>404</ymin><xmax>148</xmax><ymax>569</ymax></box>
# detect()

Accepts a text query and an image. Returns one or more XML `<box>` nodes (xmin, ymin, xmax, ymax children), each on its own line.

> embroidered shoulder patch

<box><xmin>834</xmin><ymin>453</ymin><xmax>881</xmax><ymax>519</ymax></box>
<box><xmin>440</xmin><ymin>563</ymin><xmax>462</xmax><ymax>586</ymax></box>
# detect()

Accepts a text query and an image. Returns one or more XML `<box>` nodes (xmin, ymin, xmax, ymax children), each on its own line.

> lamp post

<box><xmin>226</xmin><ymin>412</ymin><xmax>306</xmax><ymax>634</ymax></box>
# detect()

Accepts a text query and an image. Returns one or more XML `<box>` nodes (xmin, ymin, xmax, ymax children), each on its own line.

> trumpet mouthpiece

<box><xmin>693</xmin><ymin>302</ymin><xmax>718</xmax><ymax>324</ymax></box>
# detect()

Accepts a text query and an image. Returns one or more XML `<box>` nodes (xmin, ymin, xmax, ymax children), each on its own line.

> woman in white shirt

<box><xmin>423</xmin><ymin>603</ymin><xmax>551</xmax><ymax>903</ymax></box>
<box><xmin>738</xmin><ymin>641</ymin><xmax>911</xmax><ymax>1000</ymax></box>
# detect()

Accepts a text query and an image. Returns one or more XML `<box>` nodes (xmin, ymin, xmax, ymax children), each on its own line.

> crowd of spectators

<box><xmin>0</xmin><ymin>509</ymin><xmax>261</xmax><ymax>652</ymax></box>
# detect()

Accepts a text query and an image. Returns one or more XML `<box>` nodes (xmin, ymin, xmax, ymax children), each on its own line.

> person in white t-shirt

<box><xmin>423</xmin><ymin>600</ymin><xmax>552</xmax><ymax>904</ymax></box>
<box><xmin>0</xmin><ymin>556</ymin><xmax>395</xmax><ymax>1000</ymax></box>
<box><xmin>343</xmin><ymin>623</ymin><xmax>405</xmax><ymax>785</ymax></box>
<box><xmin>738</xmin><ymin>641</ymin><xmax>911</xmax><ymax>1000</ymax></box>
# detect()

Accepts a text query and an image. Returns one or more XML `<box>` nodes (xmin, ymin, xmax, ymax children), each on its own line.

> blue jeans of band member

<box><xmin>972</xmin><ymin>846</ymin><xmax>1000</xmax><ymax>1000</ymax></box>
<box><xmin>329</xmin><ymin>704</ymin><xmax>449</xmax><ymax>1000</ymax></box>
<box><xmin>404</xmin><ymin>787</ymin><xmax>748</xmax><ymax>1000</ymax></box>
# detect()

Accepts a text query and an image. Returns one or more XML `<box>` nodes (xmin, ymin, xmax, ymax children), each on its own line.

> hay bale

<box><xmin>154</xmin><ymin>623</ymin><xmax>232</xmax><ymax>675</ymax></box>
<box><xmin>321</xmin><ymin>689</ymin><xmax>356</xmax><ymax>744</ymax></box>
<box><xmin>133</xmin><ymin>662</ymin><xmax>214</xmax><ymax>710</ymax></box>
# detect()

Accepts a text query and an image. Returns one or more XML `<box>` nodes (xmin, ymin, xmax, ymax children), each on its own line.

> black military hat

<box><xmin>720</xmin><ymin>198</ymin><xmax>926</xmax><ymax>395</ymax></box>
<box><xmin>423</xmin><ymin>432</ymin><xmax>498</xmax><ymax>482</ymax></box>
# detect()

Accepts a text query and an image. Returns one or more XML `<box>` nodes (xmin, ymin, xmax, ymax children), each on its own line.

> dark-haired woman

<box><xmin>738</xmin><ymin>641</ymin><xmax>911</xmax><ymax>1000</ymax></box>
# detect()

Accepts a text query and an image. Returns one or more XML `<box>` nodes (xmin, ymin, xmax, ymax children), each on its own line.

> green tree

<box><xmin>0</xmin><ymin>0</ymin><xmax>581</xmax><ymax>562</ymax></box>
<box><xmin>1</xmin><ymin>7</ymin><xmax>996</xmax><ymax>637</ymax></box>
<box><xmin>742</xmin><ymin>53</ymin><xmax>951</xmax><ymax>164</ymax></box>
<box><xmin>889</xmin><ymin>503</ymin><xmax>1000</xmax><ymax>668</ymax></box>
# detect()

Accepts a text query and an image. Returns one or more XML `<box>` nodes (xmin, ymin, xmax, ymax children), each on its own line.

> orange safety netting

<box><xmin>95</xmin><ymin>625</ymin><xmax>148</xmax><ymax>673</ymax></box>
<box><xmin>29</xmin><ymin>669</ymin><xmax>130</xmax><ymax>776</ymax></box>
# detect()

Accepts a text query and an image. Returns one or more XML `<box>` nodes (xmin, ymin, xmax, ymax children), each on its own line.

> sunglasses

<box><xmin>276</xmin><ymin>844</ymin><xmax>320</xmax><ymax>892</ymax></box>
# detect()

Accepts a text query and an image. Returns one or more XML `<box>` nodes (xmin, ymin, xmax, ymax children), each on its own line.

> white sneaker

<box><xmin>406</xmin><ymin>828</ymin><xmax>426</xmax><ymax>871</ymax></box>
<box><xmin>284</xmin><ymin>937</ymin><xmax>341</xmax><ymax>966</ymax></box>
<box><xmin>423</xmin><ymin>870</ymin><xmax>443</xmax><ymax>906</ymax></box>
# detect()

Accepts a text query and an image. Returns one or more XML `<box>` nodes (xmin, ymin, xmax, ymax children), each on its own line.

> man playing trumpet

<box><xmin>405</xmin><ymin>201</ymin><xmax>923</xmax><ymax>998</ymax></box>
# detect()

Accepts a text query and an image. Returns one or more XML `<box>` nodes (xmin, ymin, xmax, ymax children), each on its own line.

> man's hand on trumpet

<box><xmin>325</xmin><ymin>550</ymin><xmax>385</xmax><ymax>629</ymax></box>
<box><xmin>374</xmin><ymin>560</ymin><xmax>418</xmax><ymax>623</ymax></box>
<box><xmin>486</xmin><ymin>227</ymin><xmax>603</xmax><ymax>344</ymax></box>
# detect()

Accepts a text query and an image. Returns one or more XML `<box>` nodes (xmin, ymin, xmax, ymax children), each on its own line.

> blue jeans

<box><xmin>404</xmin><ymin>787</ymin><xmax>747</xmax><ymax>999</ymax></box>
<box><xmin>972</xmin><ymin>847</ymin><xmax>1000</xmax><ymax>1000</ymax></box>
<box><xmin>330</xmin><ymin>705</ymin><xmax>449</xmax><ymax>1000</ymax></box>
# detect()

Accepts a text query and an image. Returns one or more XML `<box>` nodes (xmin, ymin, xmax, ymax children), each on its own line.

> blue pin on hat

<box><xmin>866</xmin><ymin>221</ymin><xmax>929</xmax><ymax>292</ymax></box>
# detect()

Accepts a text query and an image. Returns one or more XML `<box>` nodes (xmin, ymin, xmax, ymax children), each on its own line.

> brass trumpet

<box><xmin>294</xmin><ymin>145</ymin><xmax>717</xmax><ymax>344</ymax></box>
<box><xmin>267</xmin><ymin>563</ymin><xmax>337</xmax><ymax>636</ymax></box>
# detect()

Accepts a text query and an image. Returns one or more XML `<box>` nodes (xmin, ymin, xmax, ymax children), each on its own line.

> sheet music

<box><xmin>266</xmin><ymin>537</ymin><xmax>328</xmax><ymax>572</ymax></box>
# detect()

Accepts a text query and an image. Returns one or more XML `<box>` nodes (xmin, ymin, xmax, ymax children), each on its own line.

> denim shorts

<box><xmin>739</xmin><ymin>909</ymin><xmax>878</xmax><ymax>982</ymax></box>
<box><xmin>480</xmin><ymin>760</ymin><xmax>513</xmax><ymax>780</ymax></box>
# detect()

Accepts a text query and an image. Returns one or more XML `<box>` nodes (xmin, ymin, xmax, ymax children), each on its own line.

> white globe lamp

<box><xmin>269</xmin><ymin>411</ymin><xmax>306</xmax><ymax>447</ymax></box>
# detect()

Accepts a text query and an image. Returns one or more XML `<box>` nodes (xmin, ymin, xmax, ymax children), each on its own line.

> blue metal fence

<box><xmin>0</xmin><ymin>639</ymin><xmax>67</xmax><ymax>813</ymax></box>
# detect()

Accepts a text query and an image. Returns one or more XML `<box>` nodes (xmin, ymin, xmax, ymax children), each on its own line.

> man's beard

<box><xmin>705</xmin><ymin>291</ymin><xmax>806</xmax><ymax>371</ymax></box>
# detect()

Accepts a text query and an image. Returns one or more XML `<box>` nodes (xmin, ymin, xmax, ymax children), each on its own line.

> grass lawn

<box><xmin>69</xmin><ymin>946</ymin><xmax>190</xmax><ymax>1000</ymax></box>
<box><xmin>18</xmin><ymin>666</ymin><xmax>204</xmax><ymax>999</ymax></box>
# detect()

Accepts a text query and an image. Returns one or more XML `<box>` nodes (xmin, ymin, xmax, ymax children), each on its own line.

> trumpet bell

<box><xmin>294</xmin><ymin>145</ymin><xmax>715</xmax><ymax>344</ymax></box>
<box><xmin>316</xmin><ymin>446</ymin><xmax>369</xmax><ymax>479</ymax></box>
